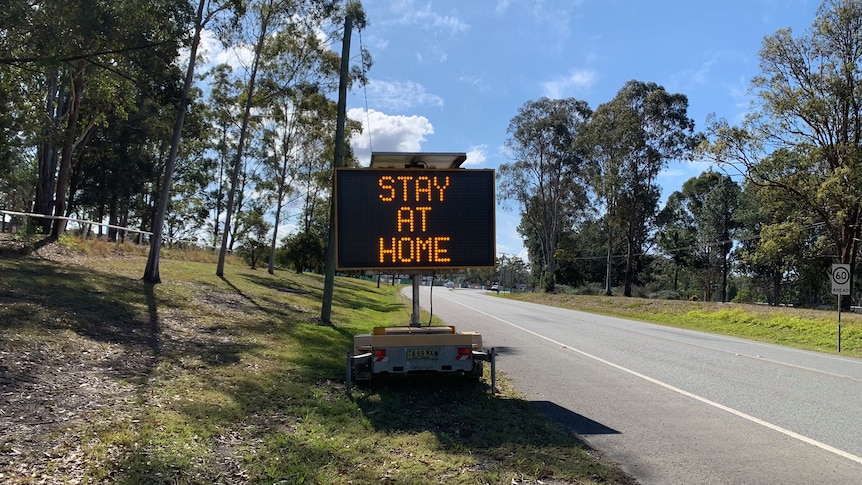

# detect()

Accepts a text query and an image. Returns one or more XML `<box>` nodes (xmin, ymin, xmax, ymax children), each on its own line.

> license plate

<box><xmin>406</xmin><ymin>348</ymin><xmax>438</xmax><ymax>360</ymax></box>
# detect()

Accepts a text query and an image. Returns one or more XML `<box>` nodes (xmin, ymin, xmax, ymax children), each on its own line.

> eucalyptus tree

<box><xmin>235</xmin><ymin>201</ymin><xmax>271</xmax><ymax>269</ymax></box>
<box><xmin>214</xmin><ymin>0</ymin><xmax>274</xmax><ymax>277</ymax></box>
<box><xmin>0</xmin><ymin>67</ymin><xmax>35</xmax><ymax>216</ymax></box>
<box><xmin>1</xmin><ymin>0</ymin><xmax>194</xmax><ymax>241</ymax></box>
<box><xmin>735</xmin><ymin>180</ymin><xmax>804</xmax><ymax>305</ymax></box>
<box><xmin>655</xmin><ymin>192</ymin><xmax>697</xmax><ymax>293</ymax></box>
<box><xmin>144</xmin><ymin>0</ymin><xmax>243</xmax><ymax>284</ymax></box>
<box><xmin>296</xmin><ymin>90</ymin><xmax>363</xmax><ymax>235</ymax></box>
<box><xmin>296</xmin><ymin>95</ymin><xmax>339</xmax><ymax>239</ymax></box>
<box><xmin>733</xmin><ymin>151</ymin><xmax>830</xmax><ymax>306</ymax></box>
<box><xmin>703</xmin><ymin>0</ymin><xmax>862</xmax><ymax>283</ymax></box>
<box><xmin>70</xmin><ymin>63</ymin><xmax>210</xmax><ymax>243</ymax></box>
<box><xmin>203</xmin><ymin>63</ymin><xmax>242</xmax><ymax>247</ymax></box>
<box><xmin>1</xmin><ymin>1</ymin><xmax>66</xmax><ymax>232</ymax></box>
<box><xmin>551</xmin><ymin>220</ymin><xmax>610</xmax><ymax>288</ymax></box>
<box><xmin>663</xmin><ymin>171</ymin><xmax>740</xmax><ymax>302</ymax></box>
<box><xmin>215</xmin><ymin>0</ymin><xmax>351</xmax><ymax>277</ymax></box>
<box><xmin>583</xmin><ymin>80</ymin><xmax>698</xmax><ymax>297</ymax></box>
<box><xmin>498</xmin><ymin>97</ymin><xmax>593</xmax><ymax>292</ymax></box>
<box><xmin>258</xmin><ymin>88</ymin><xmax>324</xmax><ymax>274</ymax></box>
<box><xmin>230</xmin><ymin>143</ymin><xmax>263</xmax><ymax>252</ymax></box>
<box><xmin>256</xmin><ymin>30</ymin><xmax>340</xmax><ymax>275</ymax></box>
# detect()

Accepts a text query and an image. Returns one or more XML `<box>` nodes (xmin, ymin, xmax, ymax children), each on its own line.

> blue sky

<box><xmin>342</xmin><ymin>0</ymin><xmax>818</xmax><ymax>261</ymax></box>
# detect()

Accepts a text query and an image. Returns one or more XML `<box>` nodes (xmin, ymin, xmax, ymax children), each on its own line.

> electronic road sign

<box><xmin>334</xmin><ymin>168</ymin><xmax>495</xmax><ymax>270</ymax></box>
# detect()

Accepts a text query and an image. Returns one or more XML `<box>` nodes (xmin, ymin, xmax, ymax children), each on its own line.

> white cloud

<box><xmin>183</xmin><ymin>28</ymin><xmax>255</xmax><ymax>76</ymax></box>
<box><xmin>493</xmin><ymin>0</ymin><xmax>583</xmax><ymax>43</ymax></box>
<box><xmin>691</xmin><ymin>58</ymin><xmax>715</xmax><ymax>85</ymax></box>
<box><xmin>348</xmin><ymin>108</ymin><xmax>435</xmax><ymax>165</ymax></box>
<box><xmin>541</xmin><ymin>69</ymin><xmax>597</xmax><ymax>99</ymax></box>
<box><xmin>495</xmin><ymin>0</ymin><xmax>511</xmax><ymax>17</ymax></box>
<box><xmin>387</xmin><ymin>2</ymin><xmax>470</xmax><ymax>36</ymax></box>
<box><xmin>276</xmin><ymin>221</ymin><xmax>299</xmax><ymax>242</ymax></box>
<box><xmin>363</xmin><ymin>33</ymin><xmax>389</xmax><ymax>51</ymax></box>
<box><xmin>464</xmin><ymin>145</ymin><xmax>488</xmax><ymax>167</ymax></box>
<box><xmin>363</xmin><ymin>79</ymin><xmax>444</xmax><ymax>111</ymax></box>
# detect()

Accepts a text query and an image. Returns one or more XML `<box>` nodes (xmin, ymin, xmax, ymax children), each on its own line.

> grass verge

<box><xmin>505</xmin><ymin>292</ymin><xmax>862</xmax><ymax>358</ymax></box>
<box><xmin>0</xmin><ymin>239</ymin><xmax>631</xmax><ymax>484</ymax></box>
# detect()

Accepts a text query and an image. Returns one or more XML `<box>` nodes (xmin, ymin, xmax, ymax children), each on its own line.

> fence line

<box><xmin>0</xmin><ymin>209</ymin><xmax>207</xmax><ymax>247</ymax></box>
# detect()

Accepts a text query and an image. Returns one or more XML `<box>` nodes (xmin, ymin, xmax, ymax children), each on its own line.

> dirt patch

<box><xmin>1</xmin><ymin>328</ymin><xmax>143</xmax><ymax>483</ymax></box>
<box><xmin>0</xmin><ymin>241</ymin><xmax>252</xmax><ymax>483</ymax></box>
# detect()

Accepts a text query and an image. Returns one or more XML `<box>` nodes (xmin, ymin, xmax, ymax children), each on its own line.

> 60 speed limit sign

<box><xmin>831</xmin><ymin>264</ymin><xmax>851</xmax><ymax>295</ymax></box>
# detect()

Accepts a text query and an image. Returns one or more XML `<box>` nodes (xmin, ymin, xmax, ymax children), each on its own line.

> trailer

<box><xmin>347</xmin><ymin>325</ymin><xmax>494</xmax><ymax>386</ymax></box>
<box><xmin>334</xmin><ymin>152</ymin><xmax>496</xmax><ymax>391</ymax></box>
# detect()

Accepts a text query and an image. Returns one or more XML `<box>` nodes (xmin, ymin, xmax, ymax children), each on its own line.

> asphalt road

<box><xmin>409</xmin><ymin>286</ymin><xmax>862</xmax><ymax>484</ymax></box>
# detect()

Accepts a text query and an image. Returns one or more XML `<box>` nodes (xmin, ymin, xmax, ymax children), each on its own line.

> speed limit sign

<box><xmin>831</xmin><ymin>264</ymin><xmax>851</xmax><ymax>295</ymax></box>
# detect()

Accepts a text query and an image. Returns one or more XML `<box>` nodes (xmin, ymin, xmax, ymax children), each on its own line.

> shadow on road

<box><xmin>532</xmin><ymin>400</ymin><xmax>620</xmax><ymax>436</ymax></box>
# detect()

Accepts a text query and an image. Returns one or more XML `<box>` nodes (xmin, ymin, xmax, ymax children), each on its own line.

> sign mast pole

<box><xmin>838</xmin><ymin>294</ymin><xmax>842</xmax><ymax>353</ymax></box>
<box><xmin>321</xmin><ymin>10</ymin><xmax>353</xmax><ymax>325</ymax></box>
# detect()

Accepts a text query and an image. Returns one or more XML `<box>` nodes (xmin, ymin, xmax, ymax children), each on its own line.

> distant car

<box><xmin>445</xmin><ymin>281</ymin><xmax>455</xmax><ymax>288</ymax></box>
<box><xmin>490</xmin><ymin>284</ymin><xmax>499</xmax><ymax>291</ymax></box>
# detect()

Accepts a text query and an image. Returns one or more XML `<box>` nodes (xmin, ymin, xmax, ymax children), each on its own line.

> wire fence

<box><xmin>0</xmin><ymin>209</ymin><xmax>207</xmax><ymax>248</ymax></box>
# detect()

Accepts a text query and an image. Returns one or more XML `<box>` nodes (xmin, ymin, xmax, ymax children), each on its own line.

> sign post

<box><xmin>831</xmin><ymin>264</ymin><xmax>851</xmax><ymax>352</ymax></box>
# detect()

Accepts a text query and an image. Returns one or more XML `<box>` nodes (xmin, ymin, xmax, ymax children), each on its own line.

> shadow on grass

<box><xmin>331</xmin><ymin>277</ymin><xmax>407</xmax><ymax>312</ymax></box>
<box><xmin>352</xmin><ymin>375</ymin><xmax>616</xmax><ymax>450</ymax></box>
<box><xmin>218</xmin><ymin>275</ymin><xmax>268</xmax><ymax>313</ymax></box>
<box><xmin>286</xmin><ymin>273</ymin><xmax>406</xmax><ymax>313</ymax></box>
<box><xmin>242</xmin><ymin>273</ymin><xmax>312</xmax><ymax>297</ymax></box>
<box><xmin>0</xmin><ymin>259</ymin><xmax>159</xmax><ymax>362</ymax></box>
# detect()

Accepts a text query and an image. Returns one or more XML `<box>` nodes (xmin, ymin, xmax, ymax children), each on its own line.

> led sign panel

<box><xmin>335</xmin><ymin>168</ymin><xmax>495</xmax><ymax>270</ymax></box>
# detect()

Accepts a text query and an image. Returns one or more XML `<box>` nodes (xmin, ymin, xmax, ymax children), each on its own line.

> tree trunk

<box><xmin>143</xmin><ymin>0</ymin><xmax>206</xmax><ymax>284</ymax></box>
<box><xmin>212</xmin><ymin>148</ymin><xmax>225</xmax><ymax>248</ymax></box>
<box><xmin>228</xmin><ymin>168</ymin><xmax>247</xmax><ymax>253</ymax></box>
<box><xmin>50</xmin><ymin>64</ymin><xmax>85</xmax><ymax>240</ymax></box>
<box><xmin>771</xmin><ymin>269</ymin><xmax>781</xmax><ymax>307</ymax></box>
<box><xmin>217</xmin><ymin>18</ymin><xmax>268</xmax><ymax>277</ymax></box>
<box><xmin>624</xmin><ymin>234</ymin><xmax>635</xmax><ymax>297</ymax></box>
<box><xmin>605</xmin><ymin>224</ymin><xmax>613</xmax><ymax>296</ymax></box>
<box><xmin>268</xmin><ymin>193</ymin><xmax>282</xmax><ymax>275</ymax></box>
<box><xmin>33</xmin><ymin>67</ymin><xmax>63</xmax><ymax>234</ymax></box>
<box><xmin>623</xmin><ymin>208</ymin><xmax>639</xmax><ymax>297</ymax></box>
<box><xmin>108</xmin><ymin>194</ymin><xmax>118</xmax><ymax>241</ymax></box>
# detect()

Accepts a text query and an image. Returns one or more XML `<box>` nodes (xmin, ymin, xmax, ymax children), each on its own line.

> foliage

<box><xmin>703</xmin><ymin>0</ymin><xmax>862</xmax><ymax>271</ymax></box>
<box><xmin>499</xmin><ymin>97</ymin><xmax>593</xmax><ymax>292</ymax></box>
<box><xmin>555</xmin><ymin>217</ymin><xmax>619</xmax><ymax>288</ymax></box>
<box><xmin>5</xmin><ymin>0</ymin><xmax>862</xmax><ymax>311</ymax></box>
<box><xmin>236</xmin><ymin>205</ymin><xmax>271</xmax><ymax>269</ymax></box>
<box><xmin>659</xmin><ymin>171</ymin><xmax>741</xmax><ymax>302</ymax></box>
<box><xmin>280</xmin><ymin>230</ymin><xmax>326</xmax><ymax>274</ymax></box>
<box><xmin>583</xmin><ymin>80</ymin><xmax>699</xmax><ymax>297</ymax></box>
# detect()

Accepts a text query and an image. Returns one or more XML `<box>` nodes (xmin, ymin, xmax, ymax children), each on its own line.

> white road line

<box><xmin>587</xmin><ymin>322</ymin><xmax>862</xmax><ymax>383</ymax></box>
<box><xmin>449</xmin><ymin>291</ymin><xmax>862</xmax><ymax>381</ymax></box>
<box><xmin>447</xmin><ymin>297</ymin><xmax>862</xmax><ymax>466</ymax></box>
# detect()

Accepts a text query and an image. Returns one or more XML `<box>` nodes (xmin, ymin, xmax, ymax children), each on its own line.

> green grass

<box><xmin>505</xmin><ymin>292</ymin><xmax>862</xmax><ymax>357</ymax></box>
<box><xmin>0</xmin><ymin>239</ymin><xmax>629</xmax><ymax>484</ymax></box>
